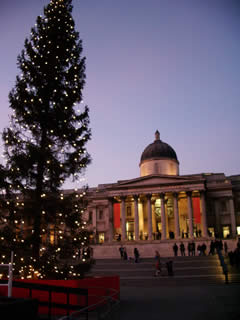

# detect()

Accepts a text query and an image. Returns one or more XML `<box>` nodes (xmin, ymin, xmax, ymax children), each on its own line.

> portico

<box><xmin>107</xmin><ymin>184</ymin><xmax>208</xmax><ymax>242</ymax></box>
<box><xmin>86</xmin><ymin>131</ymin><xmax>240</xmax><ymax>246</ymax></box>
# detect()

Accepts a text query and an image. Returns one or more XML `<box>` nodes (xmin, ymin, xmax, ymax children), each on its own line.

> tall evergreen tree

<box><xmin>0</xmin><ymin>0</ymin><xmax>91</xmax><ymax>278</ymax></box>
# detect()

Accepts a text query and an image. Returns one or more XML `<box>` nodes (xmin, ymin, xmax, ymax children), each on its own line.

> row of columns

<box><xmin>214</xmin><ymin>197</ymin><xmax>236</xmax><ymax>237</ymax></box>
<box><xmin>108</xmin><ymin>191</ymin><xmax>209</xmax><ymax>242</ymax></box>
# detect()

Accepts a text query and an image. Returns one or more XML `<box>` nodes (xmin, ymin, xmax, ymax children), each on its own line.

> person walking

<box><xmin>154</xmin><ymin>250</ymin><xmax>162</xmax><ymax>276</ymax></box>
<box><xmin>119</xmin><ymin>246</ymin><xmax>124</xmax><ymax>260</ymax></box>
<box><xmin>222</xmin><ymin>262</ymin><xmax>229</xmax><ymax>284</ymax></box>
<box><xmin>180</xmin><ymin>242</ymin><xmax>185</xmax><ymax>256</ymax></box>
<box><xmin>188</xmin><ymin>242</ymin><xmax>192</xmax><ymax>256</ymax></box>
<box><xmin>201</xmin><ymin>243</ymin><xmax>207</xmax><ymax>255</ymax></box>
<box><xmin>166</xmin><ymin>258</ymin><xmax>174</xmax><ymax>276</ymax></box>
<box><xmin>173</xmin><ymin>243</ymin><xmax>178</xmax><ymax>257</ymax></box>
<box><xmin>197</xmin><ymin>244</ymin><xmax>202</xmax><ymax>256</ymax></box>
<box><xmin>224</xmin><ymin>242</ymin><xmax>228</xmax><ymax>256</ymax></box>
<box><xmin>192</xmin><ymin>241</ymin><xmax>196</xmax><ymax>256</ymax></box>
<box><xmin>209</xmin><ymin>240</ymin><xmax>215</xmax><ymax>255</ymax></box>
<box><xmin>134</xmin><ymin>248</ymin><xmax>140</xmax><ymax>263</ymax></box>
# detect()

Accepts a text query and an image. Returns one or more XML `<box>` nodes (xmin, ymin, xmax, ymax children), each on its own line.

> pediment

<box><xmin>112</xmin><ymin>174</ymin><xmax>200</xmax><ymax>189</ymax></box>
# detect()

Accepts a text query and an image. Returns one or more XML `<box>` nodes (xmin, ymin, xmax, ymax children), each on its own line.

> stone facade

<box><xmin>86</xmin><ymin>173</ymin><xmax>240</xmax><ymax>243</ymax></box>
<box><xmin>84</xmin><ymin>132</ymin><xmax>240</xmax><ymax>252</ymax></box>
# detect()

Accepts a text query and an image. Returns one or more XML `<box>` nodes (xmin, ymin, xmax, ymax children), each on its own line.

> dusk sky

<box><xmin>0</xmin><ymin>0</ymin><xmax>239</xmax><ymax>189</ymax></box>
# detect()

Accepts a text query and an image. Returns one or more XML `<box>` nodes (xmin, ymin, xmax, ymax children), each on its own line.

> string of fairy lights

<box><xmin>0</xmin><ymin>0</ymin><xmax>91</xmax><ymax>279</ymax></box>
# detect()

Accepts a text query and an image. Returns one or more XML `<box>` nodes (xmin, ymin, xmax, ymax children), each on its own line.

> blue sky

<box><xmin>0</xmin><ymin>0</ymin><xmax>239</xmax><ymax>188</ymax></box>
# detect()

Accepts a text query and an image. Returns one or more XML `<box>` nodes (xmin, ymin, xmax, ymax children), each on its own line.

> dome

<box><xmin>139</xmin><ymin>131</ymin><xmax>179</xmax><ymax>176</ymax></box>
<box><xmin>140</xmin><ymin>131</ymin><xmax>178</xmax><ymax>163</ymax></box>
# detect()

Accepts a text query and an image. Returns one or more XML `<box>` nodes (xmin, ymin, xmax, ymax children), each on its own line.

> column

<box><xmin>146</xmin><ymin>194</ymin><xmax>153</xmax><ymax>240</ymax></box>
<box><xmin>173</xmin><ymin>193</ymin><xmax>180</xmax><ymax>239</ymax></box>
<box><xmin>120</xmin><ymin>196</ymin><xmax>126</xmax><ymax>241</ymax></box>
<box><xmin>200</xmin><ymin>191</ymin><xmax>208</xmax><ymax>237</ymax></box>
<box><xmin>229</xmin><ymin>197</ymin><xmax>237</xmax><ymax>237</ymax></box>
<box><xmin>214</xmin><ymin>200</ymin><xmax>221</xmax><ymax>237</ymax></box>
<box><xmin>133</xmin><ymin>195</ymin><xmax>139</xmax><ymax>241</ymax></box>
<box><xmin>92</xmin><ymin>207</ymin><xmax>97</xmax><ymax>243</ymax></box>
<box><xmin>187</xmin><ymin>192</ymin><xmax>194</xmax><ymax>238</ymax></box>
<box><xmin>139</xmin><ymin>200</ymin><xmax>144</xmax><ymax>239</ymax></box>
<box><xmin>108</xmin><ymin>198</ymin><xmax>114</xmax><ymax>243</ymax></box>
<box><xmin>160</xmin><ymin>193</ymin><xmax>166</xmax><ymax>240</ymax></box>
<box><xmin>92</xmin><ymin>207</ymin><xmax>97</xmax><ymax>230</ymax></box>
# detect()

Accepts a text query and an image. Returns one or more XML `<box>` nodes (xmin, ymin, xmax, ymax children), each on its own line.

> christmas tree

<box><xmin>0</xmin><ymin>0</ymin><xmax>92</xmax><ymax>279</ymax></box>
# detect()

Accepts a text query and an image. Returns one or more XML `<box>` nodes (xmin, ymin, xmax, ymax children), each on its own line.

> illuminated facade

<box><xmin>85</xmin><ymin>131</ymin><xmax>240</xmax><ymax>252</ymax></box>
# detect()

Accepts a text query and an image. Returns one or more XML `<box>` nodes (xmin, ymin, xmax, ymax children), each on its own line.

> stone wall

<box><xmin>90</xmin><ymin>239</ymin><xmax>238</xmax><ymax>259</ymax></box>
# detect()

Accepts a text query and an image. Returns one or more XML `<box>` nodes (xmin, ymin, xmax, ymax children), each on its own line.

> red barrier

<box><xmin>0</xmin><ymin>276</ymin><xmax>120</xmax><ymax>317</ymax></box>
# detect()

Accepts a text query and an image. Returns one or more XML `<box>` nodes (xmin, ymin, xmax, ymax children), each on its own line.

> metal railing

<box><xmin>0</xmin><ymin>251</ymin><xmax>13</xmax><ymax>297</ymax></box>
<box><xmin>58</xmin><ymin>287</ymin><xmax>120</xmax><ymax>320</ymax></box>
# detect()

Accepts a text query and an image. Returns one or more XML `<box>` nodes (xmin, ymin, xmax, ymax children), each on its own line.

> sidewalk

<box><xmin>120</xmin><ymin>284</ymin><xmax>240</xmax><ymax>320</ymax></box>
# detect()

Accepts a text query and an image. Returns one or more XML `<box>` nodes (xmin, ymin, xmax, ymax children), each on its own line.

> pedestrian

<box><xmin>209</xmin><ymin>240</ymin><xmax>215</xmax><ymax>255</ymax></box>
<box><xmin>134</xmin><ymin>248</ymin><xmax>140</xmax><ymax>263</ymax></box>
<box><xmin>187</xmin><ymin>242</ymin><xmax>192</xmax><ymax>256</ymax></box>
<box><xmin>222</xmin><ymin>263</ymin><xmax>229</xmax><ymax>284</ymax></box>
<box><xmin>154</xmin><ymin>250</ymin><xmax>162</xmax><ymax>276</ymax></box>
<box><xmin>173</xmin><ymin>243</ymin><xmax>178</xmax><ymax>257</ymax></box>
<box><xmin>180</xmin><ymin>242</ymin><xmax>185</xmax><ymax>256</ymax></box>
<box><xmin>123</xmin><ymin>247</ymin><xmax>128</xmax><ymax>260</ymax></box>
<box><xmin>166</xmin><ymin>258</ymin><xmax>174</xmax><ymax>276</ymax></box>
<box><xmin>201</xmin><ymin>243</ymin><xmax>207</xmax><ymax>255</ymax></box>
<box><xmin>192</xmin><ymin>242</ymin><xmax>196</xmax><ymax>256</ymax></box>
<box><xmin>224</xmin><ymin>242</ymin><xmax>228</xmax><ymax>256</ymax></box>
<box><xmin>197</xmin><ymin>244</ymin><xmax>202</xmax><ymax>256</ymax></box>
<box><xmin>119</xmin><ymin>246</ymin><xmax>124</xmax><ymax>260</ymax></box>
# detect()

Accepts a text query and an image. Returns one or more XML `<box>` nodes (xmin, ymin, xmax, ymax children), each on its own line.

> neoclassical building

<box><xmin>85</xmin><ymin>131</ymin><xmax>240</xmax><ymax>255</ymax></box>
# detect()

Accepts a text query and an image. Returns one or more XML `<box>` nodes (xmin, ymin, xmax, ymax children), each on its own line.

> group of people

<box><xmin>119</xmin><ymin>246</ymin><xmax>140</xmax><ymax>263</ymax></box>
<box><xmin>118</xmin><ymin>239</ymin><xmax>240</xmax><ymax>279</ymax></box>
<box><xmin>154</xmin><ymin>250</ymin><xmax>174</xmax><ymax>277</ymax></box>
<box><xmin>173</xmin><ymin>241</ymin><xmax>210</xmax><ymax>256</ymax></box>
<box><xmin>228</xmin><ymin>240</ymin><xmax>240</xmax><ymax>268</ymax></box>
<box><xmin>208</xmin><ymin>239</ymin><xmax>227</xmax><ymax>255</ymax></box>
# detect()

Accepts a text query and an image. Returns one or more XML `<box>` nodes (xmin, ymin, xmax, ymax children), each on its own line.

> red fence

<box><xmin>0</xmin><ymin>276</ymin><xmax>120</xmax><ymax>317</ymax></box>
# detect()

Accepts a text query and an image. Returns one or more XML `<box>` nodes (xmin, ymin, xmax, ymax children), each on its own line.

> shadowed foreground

<box><xmin>120</xmin><ymin>284</ymin><xmax>240</xmax><ymax>320</ymax></box>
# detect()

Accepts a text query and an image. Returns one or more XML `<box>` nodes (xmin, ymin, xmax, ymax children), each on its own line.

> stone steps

<box><xmin>88</xmin><ymin>255</ymin><xmax>240</xmax><ymax>286</ymax></box>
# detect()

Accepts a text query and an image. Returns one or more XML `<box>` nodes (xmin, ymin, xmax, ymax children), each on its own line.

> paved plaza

<box><xmin>120</xmin><ymin>284</ymin><xmax>240</xmax><ymax>320</ymax></box>
<box><xmin>90</xmin><ymin>254</ymin><xmax>240</xmax><ymax>320</ymax></box>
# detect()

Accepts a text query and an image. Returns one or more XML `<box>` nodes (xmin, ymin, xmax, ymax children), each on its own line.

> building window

<box><xmin>208</xmin><ymin>227</ymin><xmax>215</xmax><ymax>237</ymax></box>
<box><xmin>222</xmin><ymin>226</ymin><xmax>230</xmax><ymax>238</ymax></box>
<box><xmin>237</xmin><ymin>226</ymin><xmax>240</xmax><ymax>235</ymax></box>
<box><xmin>98</xmin><ymin>232</ymin><xmax>104</xmax><ymax>243</ymax></box>
<box><xmin>89</xmin><ymin>211</ymin><xmax>92</xmax><ymax>223</ymax></box>
<box><xmin>99</xmin><ymin>210</ymin><xmax>103</xmax><ymax>220</ymax></box>
<box><xmin>154</xmin><ymin>163</ymin><xmax>158</xmax><ymax>174</ymax></box>
<box><xmin>127</xmin><ymin>206</ymin><xmax>131</xmax><ymax>217</ymax></box>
